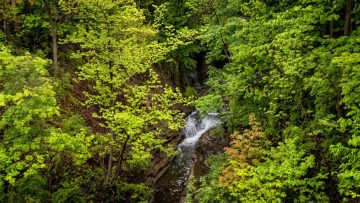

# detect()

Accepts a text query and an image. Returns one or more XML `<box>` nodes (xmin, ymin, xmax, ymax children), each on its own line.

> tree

<box><xmin>0</xmin><ymin>0</ymin><xmax>23</xmax><ymax>54</ymax></box>
<box><xmin>0</xmin><ymin>44</ymin><xmax>58</xmax><ymax>197</ymax></box>
<box><xmin>0</xmin><ymin>43</ymin><xmax>92</xmax><ymax>202</ymax></box>
<box><xmin>0</xmin><ymin>0</ymin><xmax>63</xmax><ymax>76</ymax></box>
<box><xmin>191</xmin><ymin>0</ymin><xmax>360</xmax><ymax>201</ymax></box>
<box><xmin>43</xmin><ymin>0</ymin><xmax>60</xmax><ymax>76</ymax></box>
<box><xmin>63</xmin><ymin>0</ymin><xmax>186</xmax><ymax>188</ymax></box>
<box><xmin>331</xmin><ymin>51</ymin><xmax>360</xmax><ymax>201</ymax></box>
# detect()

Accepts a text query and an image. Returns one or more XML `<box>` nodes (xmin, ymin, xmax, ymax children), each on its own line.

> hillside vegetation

<box><xmin>1</xmin><ymin>0</ymin><xmax>359</xmax><ymax>202</ymax></box>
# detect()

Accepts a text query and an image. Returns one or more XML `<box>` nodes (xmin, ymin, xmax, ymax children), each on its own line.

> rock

<box><xmin>197</xmin><ymin>128</ymin><xmax>228</xmax><ymax>155</ymax></box>
<box><xmin>144</xmin><ymin>132</ymin><xmax>182</xmax><ymax>186</ymax></box>
<box><xmin>144</xmin><ymin>107</ymin><xmax>194</xmax><ymax>186</ymax></box>
<box><xmin>192</xmin><ymin>127</ymin><xmax>229</xmax><ymax>175</ymax></box>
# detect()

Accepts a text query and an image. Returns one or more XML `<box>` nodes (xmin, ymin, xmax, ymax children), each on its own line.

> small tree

<box><xmin>0</xmin><ymin>45</ymin><xmax>58</xmax><ymax>192</ymax></box>
<box><xmin>63</xmin><ymin>0</ymin><xmax>186</xmax><ymax>185</ymax></box>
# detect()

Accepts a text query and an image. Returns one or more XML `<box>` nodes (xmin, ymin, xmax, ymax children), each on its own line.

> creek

<box><xmin>153</xmin><ymin>110</ymin><xmax>220</xmax><ymax>203</ymax></box>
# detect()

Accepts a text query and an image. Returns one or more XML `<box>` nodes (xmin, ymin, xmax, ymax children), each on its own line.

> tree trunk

<box><xmin>104</xmin><ymin>124</ymin><xmax>115</xmax><ymax>184</ymax></box>
<box><xmin>111</xmin><ymin>135</ymin><xmax>130</xmax><ymax>182</ymax></box>
<box><xmin>104</xmin><ymin>142</ymin><xmax>114</xmax><ymax>185</ymax></box>
<box><xmin>44</xmin><ymin>0</ymin><xmax>59</xmax><ymax>76</ymax></box>
<box><xmin>344</xmin><ymin>0</ymin><xmax>353</xmax><ymax>36</ymax></box>
<box><xmin>104</xmin><ymin>57</ymin><xmax>115</xmax><ymax>185</ymax></box>
<box><xmin>51</xmin><ymin>27</ymin><xmax>59</xmax><ymax>76</ymax></box>
<box><xmin>100</xmin><ymin>138</ymin><xmax>106</xmax><ymax>170</ymax></box>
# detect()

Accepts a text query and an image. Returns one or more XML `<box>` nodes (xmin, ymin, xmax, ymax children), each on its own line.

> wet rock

<box><xmin>145</xmin><ymin>107</ymin><xmax>194</xmax><ymax>186</ymax></box>
<box><xmin>144</xmin><ymin>133</ymin><xmax>182</xmax><ymax>186</ymax></box>
<box><xmin>197</xmin><ymin>128</ymin><xmax>228</xmax><ymax>156</ymax></box>
<box><xmin>191</xmin><ymin>127</ymin><xmax>229</xmax><ymax>175</ymax></box>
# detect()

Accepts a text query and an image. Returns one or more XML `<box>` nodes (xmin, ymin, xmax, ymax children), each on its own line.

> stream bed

<box><xmin>153</xmin><ymin>111</ymin><xmax>220</xmax><ymax>202</ymax></box>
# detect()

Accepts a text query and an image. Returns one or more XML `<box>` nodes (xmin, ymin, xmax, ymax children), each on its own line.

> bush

<box><xmin>194</xmin><ymin>94</ymin><xmax>223</xmax><ymax>114</ymax></box>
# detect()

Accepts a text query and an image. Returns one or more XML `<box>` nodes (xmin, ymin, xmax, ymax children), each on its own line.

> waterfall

<box><xmin>179</xmin><ymin>112</ymin><xmax>220</xmax><ymax>147</ymax></box>
<box><xmin>154</xmin><ymin>111</ymin><xmax>220</xmax><ymax>203</ymax></box>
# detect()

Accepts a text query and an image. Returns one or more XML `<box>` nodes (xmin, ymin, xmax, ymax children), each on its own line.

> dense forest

<box><xmin>0</xmin><ymin>0</ymin><xmax>360</xmax><ymax>202</ymax></box>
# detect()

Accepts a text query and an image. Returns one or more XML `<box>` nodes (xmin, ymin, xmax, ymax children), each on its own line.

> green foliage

<box><xmin>61</xmin><ymin>1</ymin><xmax>187</xmax><ymax>197</ymax></box>
<box><xmin>61</xmin><ymin>114</ymin><xmax>88</xmax><ymax>135</ymax></box>
<box><xmin>151</xmin><ymin>0</ymin><xmax>205</xmax><ymax>90</ymax></box>
<box><xmin>0</xmin><ymin>45</ymin><xmax>58</xmax><ymax>187</ymax></box>
<box><xmin>191</xmin><ymin>0</ymin><xmax>360</xmax><ymax>201</ymax></box>
<box><xmin>185</xmin><ymin>85</ymin><xmax>197</xmax><ymax>97</ymax></box>
<box><xmin>2</xmin><ymin>0</ymin><xmax>360</xmax><ymax>201</ymax></box>
<box><xmin>195</xmin><ymin>94</ymin><xmax>223</xmax><ymax>114</ymax></box>
<box><xmin>46</xmin><ymin>129</ymin><xmax>92</xmax><ymax>165</ymax></box>
<box><xmin>331</xmin><ymin>136</ymin><xmax>360</xmax><ymax>200</ymax></box>
<box><xmin>209</xmin><ymin>125</ymin><xmax>225</xmax><ymax>138</ymax></box>
<box><xmin>0</xmin><ymin>43</ymin><xmax>92</xmax><ymax>202</ymax></box>
<box><xmin>117</xmin><ymin>182</ymin><xmax>153</xmax><ymax>202</ymax></box>
<box><xmin>330</xmin><ymin>49</ymin><xmax>360</xmax><ymax>200</ymax></box>
<box><xmin>191</xmin><ymin>116</ymin><xmax>328</xmax><ymax>202</ymax></box>
<box><xmin>187</xmin><ymin>154</ymin><xmax>233</xmax><ymax>203</ymax></box>
<box><xmin>2</xmin><ymin>0</ymin><xmax>192</xmax><ymax>201</ymax></box>
<box><xmin>52</xmin><ymin>181</ymin><xmax>86</xmax><ymax>203</ymax></box>
<box><xmin>10</xmin><ymin>174</ymin><xmax>48</xmax><ymax>203</ymax></box>
<box><xmin>0</xmin><ymin>0</ymin><xmax>55</xmax><ymax>54</ymax></box>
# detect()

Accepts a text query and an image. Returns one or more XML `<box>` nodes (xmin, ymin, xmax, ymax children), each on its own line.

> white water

<box><xmin>154</xmin><ymin>111</ymin><xmax>220</xmax><ymax>202</ymax></box>
<box><xmin>179</xmin><ymin>112</ymin><xmax>220</xmax><ymax>147</ymax></box>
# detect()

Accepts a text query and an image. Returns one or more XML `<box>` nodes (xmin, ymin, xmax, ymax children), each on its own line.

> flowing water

<box><xmin>153</xmin><ymin>111</ymin><xmax>220</xmax><ymax>202</ymax></box>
